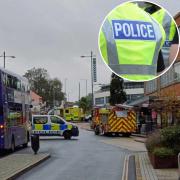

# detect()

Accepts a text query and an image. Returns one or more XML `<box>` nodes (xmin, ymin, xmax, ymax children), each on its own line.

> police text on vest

<box><xmin>112</xmin><ymin>20</ymin><xmax>156</xmax><ymax>40</ymax></box>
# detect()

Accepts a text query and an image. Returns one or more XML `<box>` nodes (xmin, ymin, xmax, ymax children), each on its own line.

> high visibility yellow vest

<box><xmin>152</xmin><ymin>9</ymin><xmax>176</xmax><ymax>67</ymax></box>
<box><xmin>99</xmin><ymin>3</ymin><xmax>166</xmax><ymax>81</ymax></box>
<box><xmin>152</xmin><ymin>9</ymin><xmax>176</xmax><ymax>46</ymax></box>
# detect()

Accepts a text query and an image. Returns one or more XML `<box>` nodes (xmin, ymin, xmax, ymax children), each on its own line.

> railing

<box><xmin>178</xmin><ymin>153</ymin><xmax>180</xmax><ymax>180</ymax></box>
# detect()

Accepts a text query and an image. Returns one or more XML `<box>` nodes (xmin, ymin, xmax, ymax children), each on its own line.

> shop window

<box><xmin>95</xmin><ymin>97</ymin><xmax>104</xmax><ymax>105</ymax></box>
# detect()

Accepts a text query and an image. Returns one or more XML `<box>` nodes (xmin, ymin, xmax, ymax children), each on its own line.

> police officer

<box><xmin>152</xmin><ymin>8</ymin><xmax>177</xmax><ymax>67</ymax></box>
<box><xmin>99</xmin><ymin>2</ymin><xmax>166</xmax><ymax>81</ymax></box>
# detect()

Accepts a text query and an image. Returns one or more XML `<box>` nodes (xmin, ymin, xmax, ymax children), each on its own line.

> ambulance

<box><xmin>31</xmin><ymin>115</ymin><xmax>79</xmax><ymax>139</ymax></box>
<box><xmin>64</xmin><ymin>106</ymin><xmax>84</xmax><ymax>121</ymax></box>
<box><xmin>93</xmin><ymin>104</ymin><xmax>137</xmax><ymax>137</ymax></box>
<box><xmin>52</xmin><ymin>106</ymin><xmax>84</xmax><ymax>122</ymax></box>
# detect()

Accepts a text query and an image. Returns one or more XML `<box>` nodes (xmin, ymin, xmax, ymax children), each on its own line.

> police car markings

<box><xmin>32</xmin><ymin>130</ymin><xmax>61</xmax><ymax>134</ymax></box>
<box><xmin>112</xmin><ymin>20</ymin><xmax>156</xmax><ymax>40</ymax></box>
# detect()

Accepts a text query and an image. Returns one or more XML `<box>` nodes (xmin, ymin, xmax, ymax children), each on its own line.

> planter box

<box><xmin>148</xmin><ymin>153</ymin><xmax>178</xmax><ymax>169</ymax></box>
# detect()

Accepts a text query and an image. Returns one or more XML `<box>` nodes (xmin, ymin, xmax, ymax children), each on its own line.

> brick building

<box><xmin>30</xmin><ymin>91</ymin><xmax>43</xmax><ymax>114</ymax></box>
<box><xmin>144</xmin><ymin>12</ymin><xmax>180</xmax><ymax>128</ymax></box>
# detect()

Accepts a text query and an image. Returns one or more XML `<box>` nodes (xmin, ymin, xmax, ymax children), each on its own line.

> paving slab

<box><xmin>132</xmin><ymin>137</ymin><xmax>147</xmax><ymax>143</ymax></box>
<box><xmin>100</xmin><ymin>137</ymin><xmax>147</xmax><ymax>152</ymax></box>
<box><xmin>135</xmin><ymin>152</ymin><xmax>179</xmax><ymax>180</ymax></box>
<box><xmin>0</xmin><ymin>153</ymin><xmax>50</xmax><ymax>180</ymax></box>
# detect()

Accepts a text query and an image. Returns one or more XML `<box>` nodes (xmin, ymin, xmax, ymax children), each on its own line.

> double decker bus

<box><xmin>0</xmin><ymin>68</ymin><xmax>31</xmax><ymax>152</ymax></box>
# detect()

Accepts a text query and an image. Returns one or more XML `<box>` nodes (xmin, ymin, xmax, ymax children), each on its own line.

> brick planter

<box><xmin>148</xmin><ymin>153</ymin><xmax>178</xmax><ymax>169</ymax></box>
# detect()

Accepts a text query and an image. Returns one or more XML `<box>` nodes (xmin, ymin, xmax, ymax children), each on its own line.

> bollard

<box><xmin>31</xmin><ymin>134</ymin><xmax>40</xmax><ymax>154</ymax></box>
<box><xmin>178</xmin><ymin>153</ymin><xmax>180</xmax><ymax>180</ymax></box>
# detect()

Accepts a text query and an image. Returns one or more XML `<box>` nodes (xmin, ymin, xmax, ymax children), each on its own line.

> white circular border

<box><xmin>98</xmin><ymin>0</ymin><xmax>180</xmax><ymax>82</ymax></box>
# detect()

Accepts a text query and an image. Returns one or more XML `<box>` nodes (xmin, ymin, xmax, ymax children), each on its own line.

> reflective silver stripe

<box><xmin>102</xmin><ymin>19</ymin><xmax>119</xmax><ymax>65</ymax></box>
<box><xmin>151</xmin><ymin>16</ymin><xmax>162</xmax><ymax>66</ymax></box>
<box><xmin>102</xmin><ymin>18</ymin><xmax>160</xmax><ymax>76</ymax></box>
<box><xmin>162</xmin><ymin>12</ymin><xmax>171</xmax><ymax>39</ymax></box>
<box><xmin>110</xmin><ymin>64</ymin><xmax>157</xmax><ymax>75</ymax></box>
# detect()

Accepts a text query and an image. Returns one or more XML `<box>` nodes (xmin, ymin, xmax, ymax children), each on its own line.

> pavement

<box><xmin>0</xmin><ymin>151</ymin><xmax>50</xmax><ymax>180</ymax></box>
<box><xmin>78</xmin><ymin>122</ymin><xmax>179</xmax><ymax>180</ymax></box>
<box><xmin>135</xmin><ymin>152</ymin><xmax>179</xmax><ymax>180</ymax></box>
<box><xmin>100</xmin><ymin>137</ymin><xmax>147</xmax><ymax>152</ymax></box>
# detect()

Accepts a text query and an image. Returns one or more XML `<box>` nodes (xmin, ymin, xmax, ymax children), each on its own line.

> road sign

<box><xmin>93</xmin><ymin>58</ymin><xmax>97</xmax><ymax>82</ymax></box>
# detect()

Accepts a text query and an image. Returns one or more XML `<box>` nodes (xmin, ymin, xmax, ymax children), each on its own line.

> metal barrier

<box><xmin>178</xmin><ymin>153</ymin><xmax>180</xmax><ymax>180</ymax></box>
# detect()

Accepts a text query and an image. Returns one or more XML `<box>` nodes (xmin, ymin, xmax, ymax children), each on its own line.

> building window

<box><xmin>126</xmin><ymin>94</ymin><xmax>143</xmax><ymax>102</ymax></box>
<box><xmin>174</xmin><ymin>62</ymin><xmax>180</xmax><ymax>81</ymax></box>
<box><xmin>105</xmin><ymin>96</ymin><xmax>109</xmax><ymax>104</ymax></box>
<box><xmin>160</xmin><ymin>66</ymin><xmax>174</xmax><ymax>87</ymax></box>
<box><xmin>124</xmin><ymin>82</ymin><xmax>144</xmax><ymax>89</ymax></box>
<box><xmin>95</xmin><ymin>97</ymin><xmax>104</xmax><ymax>105</ymax></box>
<box><xmin>145</xmin><ymin>80</ymin><xmax>157</xmax><ymax>93</ymax></box>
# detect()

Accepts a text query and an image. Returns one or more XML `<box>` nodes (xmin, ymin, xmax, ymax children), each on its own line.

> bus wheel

<box><xmin>23</xmin><ymin>132</ymin><xmax>29</xmax><ymax>148</ymax></box>
<box><xmin>11</xmin><ymin>137</ymin><xmax>15</xmax><ymax>152</ymax></box>
<box><xmin>63</xmin><ymin>131</ymin><xmax>72</xmax><ymax>140</ymax></box>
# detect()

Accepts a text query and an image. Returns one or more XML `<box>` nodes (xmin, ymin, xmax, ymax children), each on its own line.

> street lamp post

<box><xmin>0</xmin><ymin>51</ymin><xmax>16</xmax><ymax>68</ymax></box>
<box><xmin>79</xmin><ymin>82</ymin><xmax>81</xmax><ymax>102</ymax></box>
<box><xmin>64</xmin><ymin>78</ymin><xmax>68</xmax><ymax>101</ymax></box>
<box><xmin>81</xmin><ymin>51</ymin><xmax>95</xmax><ymax>108</ymax></box>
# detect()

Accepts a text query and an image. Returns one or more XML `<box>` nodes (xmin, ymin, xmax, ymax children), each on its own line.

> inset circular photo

<box><xmin>98</xmin><ymin>1</ymin><xmax>179</xmax><ymax>81</ymax></box>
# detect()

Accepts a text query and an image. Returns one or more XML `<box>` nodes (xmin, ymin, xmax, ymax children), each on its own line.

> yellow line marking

<box><xmin>122</xmin><ymin>155</ymin><xmax>129</xmax><ymax>180</ymax></box>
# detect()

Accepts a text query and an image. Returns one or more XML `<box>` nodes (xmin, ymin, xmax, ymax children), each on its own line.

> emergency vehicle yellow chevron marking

<box><xmin>107</xmin><ymin>110</ymin><xmax>136</xmax><ymax>133</ymax></box>
<box><xmin>110</xmin><ymin>121</ymin><xmax>120</xmax><ymax>131</ymax></box>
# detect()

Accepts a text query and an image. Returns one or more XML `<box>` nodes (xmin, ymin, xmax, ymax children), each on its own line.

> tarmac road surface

<box><xmin>16</xmin><ymin>129</ymin><xmax>136</xmax><ymax>180</ymax></box>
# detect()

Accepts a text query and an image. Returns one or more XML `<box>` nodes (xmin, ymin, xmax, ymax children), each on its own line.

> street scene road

<box><xmin>16</xmin><ymin>129</ymin><xmax>135</xmax><ymax>180</ymax></box>
<box><xmin>0</xmin><ymin>1</ymin><xmax>179</xmax><ymax>180</ymax></box>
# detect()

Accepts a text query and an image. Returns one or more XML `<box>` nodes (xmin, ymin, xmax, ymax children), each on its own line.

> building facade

<box><xmin>30</xmin><ymin>91</ymin><xmax>43</xmax><ymax>114</ymax></box>
<box><xmin>144</xmin><ymin>12</ymin><xmax>180</xmax><ymax>127</ymax></box>
<box><xmin>94</xmin><ymin>82</ymin><xmax>144</xmax><ymax>106</ymax></box>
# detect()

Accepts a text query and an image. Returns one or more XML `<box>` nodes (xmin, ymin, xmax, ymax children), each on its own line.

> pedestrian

<box><xmin>138</xmin><ymin>112</ymin><xmax>145</xmax><ymax>134</ymax></box>
<box><xmin>99</xmin><ymin>2</ymin><xmax>166</xmax><ymax>81</ymax></box>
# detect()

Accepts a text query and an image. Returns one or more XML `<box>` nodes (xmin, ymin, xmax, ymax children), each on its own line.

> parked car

<box><xmin>84</xmin><ymin>114</ymin><xmax>92</xmax><ymax>122</ymax></box>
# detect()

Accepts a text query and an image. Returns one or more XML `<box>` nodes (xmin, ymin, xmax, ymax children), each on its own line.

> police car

<box><xmin>31</xmin><ymin>115</ymin><xmax>79</xmax><ymax>139</ymax></box>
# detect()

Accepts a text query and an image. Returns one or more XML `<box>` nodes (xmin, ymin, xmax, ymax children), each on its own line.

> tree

<box><xmin>24</xmin><ymin>67</ymin><xmax>64</xmax><ymax>107</ymax></box>
<box><xmin>109</xmin><ymin>73</ymin><xmax>127</xmax><ymax>105</ymax></box>
<box><xmin>79</xmin><ymin>94</ymin><xmax>92</xmax><ymax>113</ymax></box>
<box><xmin>48</xmin><ymin>78</ymin><xmax>64</xmax><ymax>107</ymax></box>
<box><xmin>24</xmin><ymin>67</ymin><xmax>49</xmax><ymax>98</ymax></box>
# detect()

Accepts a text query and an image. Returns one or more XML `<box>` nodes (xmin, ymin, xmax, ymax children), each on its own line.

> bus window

<box><xmin>17</xmin><ymin>80</ymin><xmax>21</xmax><ymax>90</ymax></box>
<box><xmin>2</xmin><ymin>73</ymin><xmax>7</xmax><ymax>86</ymax></box>
<box><xmin>7</xmin><ymin>75</ymin><xmax>12</xmax><ymax>88</ymax></box>
<box><xmin>7</xmin><ymin>111</ymin><xmax>22</xmax><ymax>127</ymax></box>
<box><xmin>33</xmin><ymin>116</ymin><xmax>48</xmax><ymax>124</ymax></box>
<box><xmin>21</xmin><ymin>83</ymin><xmax>25</xmax><ymax>92</ymax></box>
<box><xmin>12</xmin><ymin>77</ymin><xmax>18</xmax><ymax>89</ymax></box>
<box><xmin>6</xmin><ymin>75</ymin><xmax>18</xmax><ymax>89</ymax></box>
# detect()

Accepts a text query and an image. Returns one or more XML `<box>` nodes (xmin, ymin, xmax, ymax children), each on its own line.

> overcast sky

<box><xmin>0</xmin><ymin>0</ymin><xmax>179</xmax><ymax>102</ymax></box>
